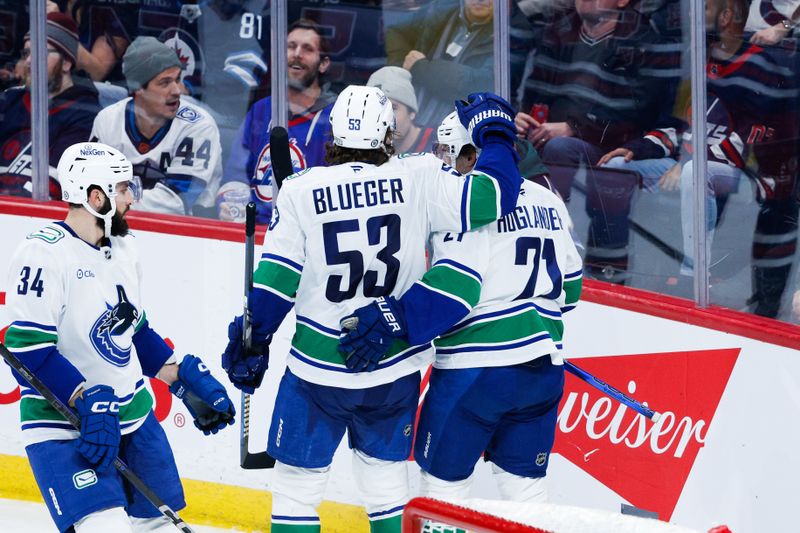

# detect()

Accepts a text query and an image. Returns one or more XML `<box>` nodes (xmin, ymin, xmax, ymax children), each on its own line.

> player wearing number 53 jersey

<box><xmin>91</xmin><ymin>37</ymin><xmax>223</xmax><ymax>217</ymax></box>
<box><xmin>341</xmin><ymin>114</ymin><xmax>583</xmax><ymax>505</ymax></box>
<box><xmin>221</xmin><ymin>86</ymin><xmax>522</xmax><ymax>533</ymax></box>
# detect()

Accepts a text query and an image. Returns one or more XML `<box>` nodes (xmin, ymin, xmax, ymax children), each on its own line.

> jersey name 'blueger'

<box><xmin>312</xmin><ymin>178</ymin><xmax>405</xmax><ymax>214</ymax></box>
<box><xmin>497</xmin><ymin>204</ymin><xmax>564</xmax><ymax>234</ymax></box>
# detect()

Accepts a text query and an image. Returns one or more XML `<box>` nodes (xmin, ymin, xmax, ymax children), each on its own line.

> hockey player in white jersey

<box><xmin>3</xmin><ymin>142</ymin><xmax>234</xmax><ymax>532</ymax></box>
<box><xmin>340</xmin><ymin>112</ymin><xmax>583</xmax><ymax>503</ymax></box>
<box><xmin>220</xmin><ymin>86</ymin><xmax>522</xmax><ymax>533</ymax></box>
<box><xmin>90</xmin><ymin>36</ymin><xmax>223</xmax><ymax>217</ymax></box>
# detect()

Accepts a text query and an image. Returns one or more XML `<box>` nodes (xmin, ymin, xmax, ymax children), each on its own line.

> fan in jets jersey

<box><xmin>221</xmin><ymin>87</ymin><xmax>522</xmax><ymax>533</ymax></box>
<box><xmin>340</xmin><ymin>114</ymin><xmax>582</xmax><ymax>505</ymax></box>
<box><xmin>3</xmin><ymin>142</ymin><xmax>233</xmax><ymax>533</ymax></box>
<box><xmin>90</xmin><ymin>36</ymin><xmax>222</xmax><ymax>217</ymax></box>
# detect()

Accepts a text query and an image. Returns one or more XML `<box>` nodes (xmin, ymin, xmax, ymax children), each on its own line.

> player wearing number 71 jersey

<box><xmin>340</xmin><ymin>113</ymin><xmax>583</xmax><ymax>504</ymax></box>
<box><xmin>220</xmin><ymin>86</ymin><xmax>522</xmax><ymax>533</ymax></box>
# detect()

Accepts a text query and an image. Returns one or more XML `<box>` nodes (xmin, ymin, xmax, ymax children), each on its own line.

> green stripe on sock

<box><xmin>370</xmin><ymin>514</ymin><xmax>401</xmax><ymax>533</ymax></box>
<box><xmin>271</xmin><ymin>522</ymin><xmax>321</xmax><ymax>533</ymax></box>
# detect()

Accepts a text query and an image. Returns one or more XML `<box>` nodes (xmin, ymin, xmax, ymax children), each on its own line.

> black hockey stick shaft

<box><xmin>0</xmin><ymin>342</ymin><xmax>194</xmax><ymax>532</ymax></box>
<box><xmin>239</xmin><ymin>202</ymin><xmax>276</xmax><ymax>469</ymax></box>
<box><xmin>237</xmin><ymin>128</ymin><xmax>292</xmax><ymax>468</ymax></box>
<box><xmin>269</xmin><ymin>126</ymin><xmax>293</xmax><ymax>190</ymax></box>
<box><xmin>565</xmin><ymin>360</ymin><xmax>661</xmax><ymax>421</ymax></box>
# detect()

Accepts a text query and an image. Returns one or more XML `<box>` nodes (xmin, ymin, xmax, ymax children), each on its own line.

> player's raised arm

<box><xmin>427</xmin><ymin>93</ymin><xmax>522</xmax><ymax>234</ymax></box>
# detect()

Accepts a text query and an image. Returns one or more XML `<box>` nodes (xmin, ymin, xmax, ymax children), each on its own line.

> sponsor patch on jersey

<box><xmin>176</xmin><ymin>106</ymin><xmax>201</xmax><ymax>123</ymax></box>
<box><xmin>72</xmin><ymin>469</ymin><xmax>97</xmax><ymax>489</ymax></box>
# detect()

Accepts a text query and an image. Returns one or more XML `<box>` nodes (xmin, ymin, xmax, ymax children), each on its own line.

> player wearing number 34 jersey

<box><xmin>221</xmin><ymin>86</ymin><xmax>522</xmax><ymax>533</ymax></box>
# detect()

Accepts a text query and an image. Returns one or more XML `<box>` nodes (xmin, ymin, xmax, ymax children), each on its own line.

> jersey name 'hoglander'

<box><xmin>312</xmin><ymin>178</ymin><xmax>405</xmax><ymax>214</ymax></box>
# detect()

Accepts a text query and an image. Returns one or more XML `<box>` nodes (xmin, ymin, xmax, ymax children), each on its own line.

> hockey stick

<box><xmin>237</xmin><ymin>128</ymin><xmax>292</xmax><ymax>469</ymax></box>
<box><xmin>564</xmin><ymin>360</ymin><xmax>661</xmax><ymax>422</ymax></box>
<box><xmin>269</xmin><ymin>126</ymin><xmax>293</xmax><ymax>190</ymax></box>
<box><xmin>0</xmin><ymin>342</ymin><xmax>194</xmax><ymax>532</ymax></box>
<box><xmin>239</xmin><ymin>201</ymin><xmax>276</xmax><ymax>469</ymax></box>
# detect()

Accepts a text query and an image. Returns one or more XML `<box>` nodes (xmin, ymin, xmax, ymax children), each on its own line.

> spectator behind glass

<box><xmin>62</xmin><ymin>0</ymin><xmax>136</xmax><ymax>84</ymax></box>
<box><xmin>219</xmin><ymin>18</ymin><xmax>336</xmax><ymax>224</ymax></box>
<box><xmin>367</xmin><ymin>66</ymin><xmax>435</xmax><ymax>154</ymax></box>
<box><xmin>90</xmin><ymin>36</ymin><xmax>223</xmax><ymax>216</ymax></box>
<box><xmin>514</xmin><ymin>0</ymin><xmax>680</xmax><ymax>283</ymax></box>
<box><xmin>0</xmin><ymin>0</ymin><xmax>30</xmax><ymax>90</ymax></box>
<box><xmin>386</xmin><ymin>0</ymin><xmax>494</xmax><ymax>129</ymax></box>
<box><xmin>691</xmin><ymin>0</ymin><xmax>796</xmax><ymax>318</ymax></box>
<box><xmin>0</xmin><ymin>12</ymin><xmax>100</xmax><ymax>199</ymax></box>
<box><xmin>746</xmin><ymin>0</ymin><xmax>800</xmax><ymax>45</ymax></box>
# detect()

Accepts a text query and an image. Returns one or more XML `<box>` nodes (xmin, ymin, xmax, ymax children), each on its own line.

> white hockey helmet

<box><xmin>330</xmin><ymin>85</ymin><xmax>396</xmax><ymax>151</ymax></box>
<box><xmin>434</xmin><ymin>111</ymin><xmax>474</xmax><ymax>166</ymax></box>
<box><xmin>57</xmin><ymin>142</ymin><xmax>136</xmax><ymax>236</ymax></box>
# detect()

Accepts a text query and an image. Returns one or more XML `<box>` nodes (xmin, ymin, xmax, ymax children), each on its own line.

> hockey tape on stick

<box><xmin>239</xmin><ymin>202</ymin><xmax>276</xmax><ymax>469</ymax></box>
<box><xmin>565</xmin><ymin>360</ymin><xmax>661</xmax><ymax>422</ymax></box>
<box><xmin>0</xmin><ymin>342</ymin><xmax>195</xmax><ymax>533</ymax></box>
<box><xmin>269</xmin><ymin>126</ymin><xmax>293</xmax><ymax>190</ymax></box>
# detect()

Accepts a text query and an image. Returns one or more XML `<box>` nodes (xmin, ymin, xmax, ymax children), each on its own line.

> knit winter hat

<box><xmin>25</xmin><ymin>13</ymin><xmax>79</xmax><ymax>67</ymax></box>
<box><xmin>122</xmin><ymin>36</ymin><xmax>183</xmax><ymax>92</ymax></box>
<box><xmin>367</xmin><ymin>66</ymin><xmax>418</xmax><ymax>113</ymax></box>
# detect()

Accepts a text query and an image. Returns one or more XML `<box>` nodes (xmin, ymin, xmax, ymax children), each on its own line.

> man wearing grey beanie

<box><xmin>90</xmin><ymin>36</ymin><xmax>223</xmax><ymax>217</ymax></box>
<box><xmin>367</xmin><ymin>66</ymin><xmax>434</xmax><ymax>154</ymax></box>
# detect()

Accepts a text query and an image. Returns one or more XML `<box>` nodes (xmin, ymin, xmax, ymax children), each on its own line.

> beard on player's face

<box><xmin>95</xmin><ymin>195</ymin><xmax>130</xmax><ymax>237</ymax></box>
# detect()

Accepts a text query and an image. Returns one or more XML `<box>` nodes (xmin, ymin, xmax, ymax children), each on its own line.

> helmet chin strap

<box><xmin>82</xmin><ymin>195</ymin><xmax>118</xmax><ymax>239</ymax></box>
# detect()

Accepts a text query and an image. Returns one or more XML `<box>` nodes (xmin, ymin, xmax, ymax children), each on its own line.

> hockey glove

<box><xmin>74</xmin><ymin>384</ymin><xmax>121</xmax><ymax>472</ymax></box>
<box><xmin>455</xmin><ymin>92</ymin><xmax>517</xmax><ymax>149</ymax></box>
<box><xmin>338</xmin><ymin>296</ymin><xmax>407</xmax><ymax>373</ymax></box>
<box><xmin>221</xmin><ymin>315</ymin><xmax>269</xmax><ymax>394</ymax></box>
<box><xmin>170</xmin><ymin>354</ymin><xmax>236</xmax><ymax>435</ymax></box>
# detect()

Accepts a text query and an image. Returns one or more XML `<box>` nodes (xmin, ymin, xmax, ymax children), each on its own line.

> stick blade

<box><xmin>269</xmin><ymin>126</ymin><xmax>293</xmax><ymax>190</ymax></box>
<box><xmin>240</xmin><ymin>451</ymin><xmax>276</xmax><ymax>469</ymax></box>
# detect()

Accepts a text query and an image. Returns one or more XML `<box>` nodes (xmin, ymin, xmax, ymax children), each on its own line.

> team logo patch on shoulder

<box><xmin>27</xmin><ymin>225</ymin><xmax>65</xmax><ymax>244</ymax></box>
<box><xmin>176</xmin><ymin>106</ymin><xmax>201</xmax><ymax>123</ymax></box>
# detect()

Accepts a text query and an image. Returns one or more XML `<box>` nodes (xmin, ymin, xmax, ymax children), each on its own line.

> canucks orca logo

<box><xmin>90</xmin><ymin>285</ymin><xmax>139</xmax><ymax>366</ymax></box>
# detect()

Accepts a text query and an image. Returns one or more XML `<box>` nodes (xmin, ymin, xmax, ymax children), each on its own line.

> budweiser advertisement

<box><xmin>554</xmin><ymin>349</ymin><xmax>739</xmax><ymax>521</ymax></box>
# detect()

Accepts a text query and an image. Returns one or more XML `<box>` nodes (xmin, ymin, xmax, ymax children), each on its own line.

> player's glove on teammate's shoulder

<box><xmin>74</xmin><ymin>384</ymin><xmax>121</xmax><ymax>472</ymax></box>
<box><xmin>338</xmin><ymin>296</ymin><xmax>408</xmax><ymax>373</ymax></box>
<box><xmin>455</xmin><ymin>92</ymin><xmax>517</xmax><ymax>149</ymax></box>
<box><xmin>170</xmin><ymin>354</ymin><xmax>236</xmax><ymax>435</ymax></box>
<box><xmin>221</xmin><ymin>314</ymin><xmax>270</xmax><ymax>394</ymax></box>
